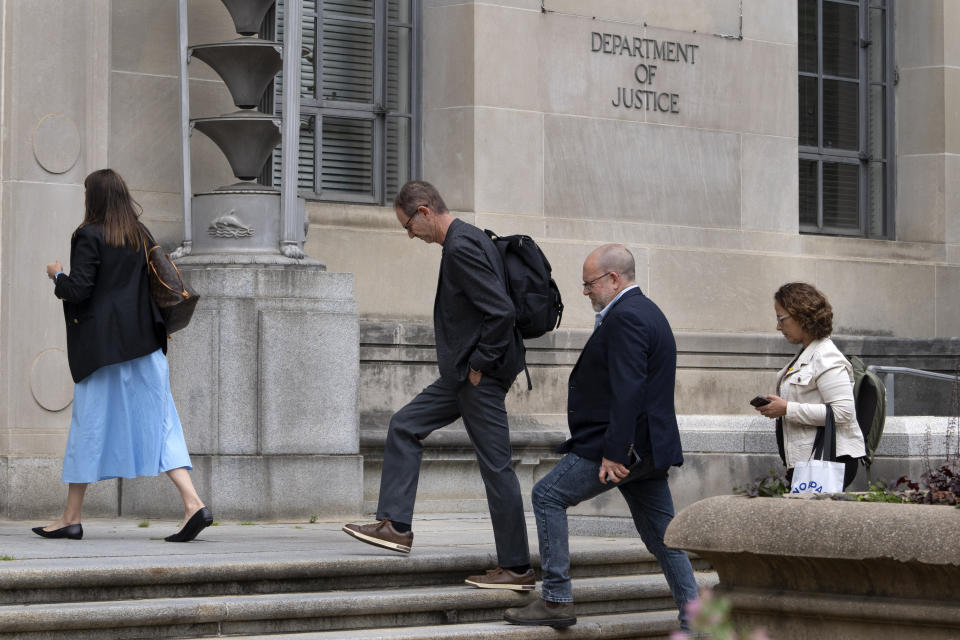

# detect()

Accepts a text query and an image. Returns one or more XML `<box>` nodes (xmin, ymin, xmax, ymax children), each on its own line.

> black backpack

<box><xmin>484</xmin><ymin>230</ymin><xmax>564</xmax><ymax>341</ymax></box>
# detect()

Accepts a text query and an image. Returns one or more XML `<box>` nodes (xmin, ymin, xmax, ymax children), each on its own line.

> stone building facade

<box><xmin>1</xmin><ymin>0</ymin><xmax>958</xmax><ymax>520</ymax></box>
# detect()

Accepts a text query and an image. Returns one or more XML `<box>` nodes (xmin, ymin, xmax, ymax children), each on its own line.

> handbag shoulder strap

<box><xmin>824</xmin><ymin>403</ymin><xmax>837</xmax><ymax>460</ymax></box>
<box><xmin>137</xmin><ymin>223</ymin><xmax>158</xmax><ymax>261</ymax></box>
<box><xmin>775</xmin><ymin>417</ymin><xmax>786</xmax><ymax>466</ymax></box>
<box><xmin>811</xmin><ymin>404</ymin><xmax>837</xmax><ymax>461</ymax></box>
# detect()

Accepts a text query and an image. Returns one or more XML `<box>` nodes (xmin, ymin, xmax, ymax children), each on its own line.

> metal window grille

<box><xmin>798</xmin><ymin>0</ymin><xmax>894</xmax><ymax>238</ymax></box>
<box><xmin>267</xmin><ymin>0</ymin><xmax>421</xmax><ymax>204</ymax></box>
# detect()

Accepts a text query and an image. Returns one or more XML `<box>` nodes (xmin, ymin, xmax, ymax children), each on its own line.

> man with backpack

<box><xmin>343</xmin><ymin>180</ymin><xmax>535</xmax><ymax>591</ymax></box>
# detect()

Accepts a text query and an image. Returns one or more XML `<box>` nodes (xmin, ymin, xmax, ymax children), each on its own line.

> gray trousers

<box><xmin>376</xmin><ymin>375</ymin><xmax>530</xmax><ymax>568</ymax></box>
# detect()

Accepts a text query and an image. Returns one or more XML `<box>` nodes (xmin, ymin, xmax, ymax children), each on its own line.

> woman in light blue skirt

<box><xmin>38</xmin><ymin>169</ymin><xmax>212</xmax><ymax>542</ymax></box>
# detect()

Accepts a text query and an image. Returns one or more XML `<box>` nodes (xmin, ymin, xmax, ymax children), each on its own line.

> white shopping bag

<box><xmin>791</xmin><ymin>459</ymin><xmax>845</xmax><ymax>494</ymax></box>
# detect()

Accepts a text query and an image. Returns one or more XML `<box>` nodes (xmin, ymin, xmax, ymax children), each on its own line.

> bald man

<box><xmin>504</xmin><ymin>244</ymin><xmax>699</xmax><ymax>631</ymax></box>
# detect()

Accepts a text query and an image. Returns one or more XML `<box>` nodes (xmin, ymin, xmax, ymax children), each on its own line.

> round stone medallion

<box><xmin>30</xmin><ymin>348</ymin><xmax>74</xmax><ymax>412</ymax></box>
<box><xmin>32</xmin><ymin>114</ymin><xmax>81</xmax><ymax>174</ymax></box>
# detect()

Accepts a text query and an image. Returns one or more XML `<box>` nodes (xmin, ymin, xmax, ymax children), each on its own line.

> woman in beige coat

<box><xmin>754</xmin><ymin>282</ymin><xmax>866</xmax><ymax>488</ymax></box>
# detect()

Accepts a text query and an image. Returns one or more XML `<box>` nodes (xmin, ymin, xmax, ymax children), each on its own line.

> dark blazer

<box><xmin>54</xmin><ymin>224</ymin><xmax>166</xmax><ymax>383</ymax></box>
<box><xmin>560</xmin><ymin>287</ymin><xmax>683</xmax><ymax>470</ymax></box>
<box><xmin>433</xmin><ymin>218</ymin><xmax>524</xmax><ymax>387</ymax></box>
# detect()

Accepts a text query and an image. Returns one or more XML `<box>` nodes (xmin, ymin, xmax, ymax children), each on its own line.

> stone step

<box><xmin>1</xmin><ymin>544</ymin><xmax>698</xmax><ymax>606</ymax></box>
<box><xmin>0</xmin><ymin>574</ymin><xmax>715</xmax><ymax>640</ymax></box>
<box><xmin>197</xmin><ymin>610</ymin><xmax>682</xmax><ymax>639</ymax></box>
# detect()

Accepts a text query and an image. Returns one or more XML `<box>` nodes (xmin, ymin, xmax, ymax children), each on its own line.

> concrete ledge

<box><xmin>666</xmin><ymin>495</ymin><xmax>960</xmax><ymax>639</ymax></box>
<box><xmin>667</xmin><ymin>495</ymin><xmax>960</xmax><ymax>568</ymax></box>
<box><xmin>361</xmin><ymin>416</ymin><xmax>958</xmax><ymax>456</ymax></box>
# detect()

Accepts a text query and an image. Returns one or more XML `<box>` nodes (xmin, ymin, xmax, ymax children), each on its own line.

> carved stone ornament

<box><xmin>208</xmin><ymin>212</ymin><xmax>255</xmax><ymax>238</ymax></box>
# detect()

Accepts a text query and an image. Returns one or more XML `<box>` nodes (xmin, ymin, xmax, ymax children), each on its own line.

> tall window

<box><xmin>271</xmin><ymin>0</ymin><xmax>420</xmax><ymax>204</ymax></box>
<box><xmin>798</xmin><ymin>0</ymin><xmax>893</xmax><ymax>237</ymax></box>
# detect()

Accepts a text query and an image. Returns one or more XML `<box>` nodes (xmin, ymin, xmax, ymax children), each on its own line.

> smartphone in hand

<box><xmin>750</xmin><ymin>395</ymin><xmax>771</xmax><ymax>407</ymax></box>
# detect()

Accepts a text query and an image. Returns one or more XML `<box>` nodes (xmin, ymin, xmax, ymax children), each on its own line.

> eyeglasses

<box><xmin>582</xmin><ymin>272</ymin><xmax>613</xmax><ymax>290</ymax></box>
<box><xmin>402</xmin><ymin>204</ymin><xmax>429</xmax><ymax>231</ymax></box>
<box><xmin>776</xmin><ymin>313</ymin><xmax>791</xmax><ymax>326</ymax></box>
<box><xmin>402</xmin><ymin>209</ymin><xmax>421</xmax><ymax>232</ymax></box>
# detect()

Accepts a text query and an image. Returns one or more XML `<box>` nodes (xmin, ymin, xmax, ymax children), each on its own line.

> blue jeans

<box><xmin>532</xmin><ymin>453</ymin><xmax>699</xmax><ymax>621</ymax></box>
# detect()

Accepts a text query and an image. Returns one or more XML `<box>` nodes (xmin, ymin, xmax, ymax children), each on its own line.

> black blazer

<box><xmin>54</xmin><ymin>224</ymin><xmax>166</xmax><ymax>383</ymax></box>
<box><xmin>561</xmin><ymin>287</ymin><xmax>684</xmax><ymax>470</ymax></box>
<box><xmin>433</xmin><ymin>218</ymin><xmax>524</xmax><ymax>387</ymax></box>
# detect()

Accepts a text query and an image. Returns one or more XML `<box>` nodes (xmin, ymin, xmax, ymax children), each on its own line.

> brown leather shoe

<box><xmin>464</xmin><ymin>567</ymin><xmax>536</xmax><ymax>591</ymax></box>
<box><xmin>342</xmin><ymin>520</ymin><xmax>413</xmax><ymax>553</ymax></box>
<box><xmin>504</xmin><ymin>597</ymin><xmax>576</xmax><ymax>627</ymax></box>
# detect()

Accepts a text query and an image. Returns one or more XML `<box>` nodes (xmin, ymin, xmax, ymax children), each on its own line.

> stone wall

<box><xmin>356</xmin><ymin>320</ymin><xmax>960</xmax><ymax>521</ymax></box>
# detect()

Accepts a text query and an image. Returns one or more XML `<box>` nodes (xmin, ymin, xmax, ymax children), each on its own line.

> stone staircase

<box><xmin>0</xmin><ymin>519</ymin><xmax>715</xmax><ymax>640</ymax></box>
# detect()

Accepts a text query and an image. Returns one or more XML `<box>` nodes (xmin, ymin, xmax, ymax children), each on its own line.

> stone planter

<box><xmin>666</xmin><ymin>495</ymin><xmax>960</xmax><ymax>639</ymax></box>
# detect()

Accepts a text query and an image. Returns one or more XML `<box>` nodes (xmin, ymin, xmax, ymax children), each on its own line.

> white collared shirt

<box><xmin>594</xmin><ymin>284</ymin><xmax>639</xmax><ymax>330</ymax></box>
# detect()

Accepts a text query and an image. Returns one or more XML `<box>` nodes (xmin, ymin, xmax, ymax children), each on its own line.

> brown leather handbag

<box><xmin>140</xmin><ymin>229</ymin><xmax>199</xmax><ymax>334</ymax></box>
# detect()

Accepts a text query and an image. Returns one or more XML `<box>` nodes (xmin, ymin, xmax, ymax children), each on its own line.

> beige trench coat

<box><xmin>775</xmin><ymin>337</ymin><xmax>866</xmax><ymax>468</ymax></box>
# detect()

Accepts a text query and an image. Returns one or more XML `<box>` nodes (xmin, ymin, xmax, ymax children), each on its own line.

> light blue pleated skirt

<box><xmin>62</xmin><ymin>349</ymin><xmax>192</xmax><ymax>483</ymax></box>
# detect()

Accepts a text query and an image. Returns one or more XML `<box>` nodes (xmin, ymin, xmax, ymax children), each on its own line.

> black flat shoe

<box><xmin>164</xmin><ymin>507</ymin><xmax>213</xmax><ymax>542</ymax></box>
<box><xmin>31</xmin><ymin>523</ymin><xmax>83</xmax><ymax>540</ymax></box>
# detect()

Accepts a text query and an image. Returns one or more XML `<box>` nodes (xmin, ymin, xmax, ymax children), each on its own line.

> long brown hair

<box><xmin>81</xmin><ymin>169</ymin><xmax>143</xmax><ymax>249</ymax></box>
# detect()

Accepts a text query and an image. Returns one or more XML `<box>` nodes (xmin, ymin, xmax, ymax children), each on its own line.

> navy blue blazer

<box><xmin>560</xmin><ymin>287</ymin><xmax>684</xmax><ymax>470</ymax></box>
<box><xmin>54</xmin><ymin>224</ymin><xmax>166</xmax><ymax>383</ymax></box>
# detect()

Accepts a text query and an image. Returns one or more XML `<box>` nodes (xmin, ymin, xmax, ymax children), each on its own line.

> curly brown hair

<box><xmin>775</xmin><ymin>282</ymin><xmax>833</xmax><ymax>339</ymax></box>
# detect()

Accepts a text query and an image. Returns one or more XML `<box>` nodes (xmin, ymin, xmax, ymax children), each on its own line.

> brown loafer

<box><xmin>464</xmin><ymin>567</ymin><xmax>535</xmax><ymax>591</ymax></box>
<box><xmin>342</xmin><ymin>519</ymin><xmax>413</xmax><ymax>553</ymax></box>
<box><xmin>504</xmin><ymin>597</ymin><xmax>576</xmax><ymax>627</ymax></box>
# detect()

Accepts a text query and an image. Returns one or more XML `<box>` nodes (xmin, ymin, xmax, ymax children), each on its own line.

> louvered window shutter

<box><xmin>272</xmin><ymin>0</ymin><xmax>418</xmax><ymax>204</ymax></box>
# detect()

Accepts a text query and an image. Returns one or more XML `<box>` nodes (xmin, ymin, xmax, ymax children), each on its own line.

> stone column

<box><xmin>0</xmin><ymin>0</ymin><xmax>117</xmax><ymax>518</ymax></box>
<box><xmin>895</xmin><ymin>4</ymin><xmax>960</xmax><ymax>243</ymax></box>
<box><xmin>122</xmin><ymin>256</ymin><xmax>363</xmax><ymax>520</ymax></box>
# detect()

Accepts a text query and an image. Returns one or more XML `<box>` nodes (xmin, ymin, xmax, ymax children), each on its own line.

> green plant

<box><xmin>0</xmin><ymin>555</ymin><xmax>14</xmax><ymax>561</ymax></box>
<box><xmin>293</xmin><ymin>525</ymin><xmax>304</xmax><ymax>529</ymax></box>
<box><xmin>856</xmin><ymin>480</ymin><xmax>907</xmax><ymax>503</ymax></box>
<box><xmin>733</xmin><ymin>470</ymin><xmax>790</xmax><ymax>498</ymax></box>
<box><xmin>239</xmin><ymin>521</ymin><xmax>255</xmax><ymax>526</ymax></box>
<box><xmin>138</xmin><ymin>520</ymin><xmax>150</xmax><ymax>528</ymax></box>
<box><xmin>211</xmin><ymin>521</ymin><xmax>220</xmax><ymax>526</ymax></box>
<box><xmin>309</xmin><ymin>514</ymin><xmax>318</xmax><ymax>524</ymax></box>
